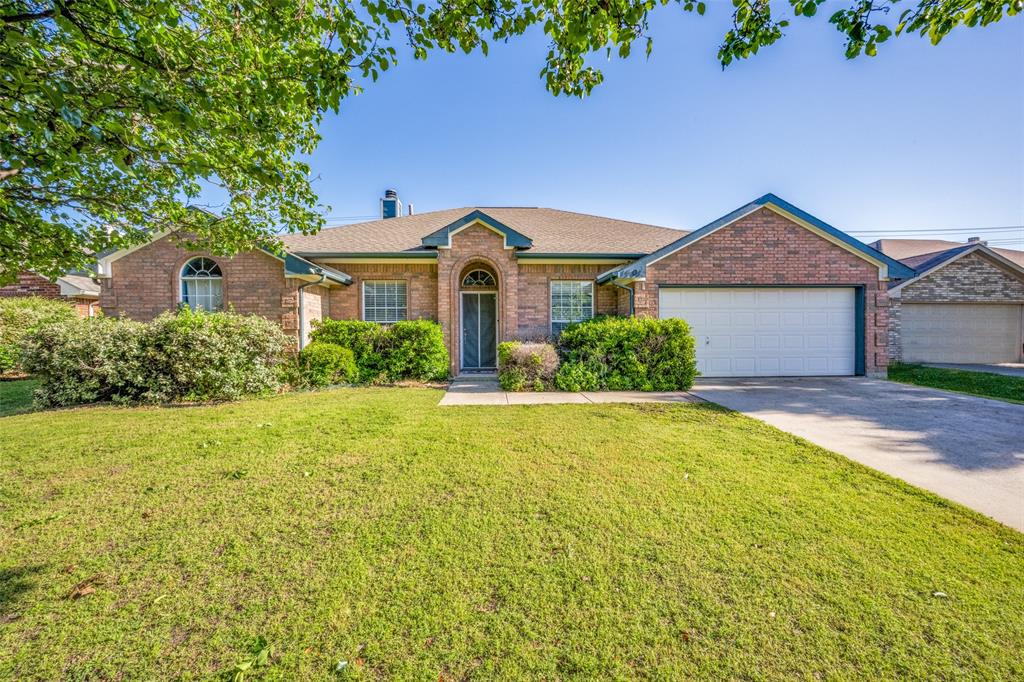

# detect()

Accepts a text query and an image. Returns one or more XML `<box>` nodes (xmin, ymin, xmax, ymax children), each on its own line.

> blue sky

<box><xmin>305</xmin><ymin>3</ymin><xmax>1024</xmax><ymax>247</ymax></box>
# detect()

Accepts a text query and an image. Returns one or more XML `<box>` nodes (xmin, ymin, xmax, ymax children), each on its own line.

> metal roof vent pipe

<box><xmin>381</xmin><ymin>189</ymin><xmax>402</xmax><ymax>219</ymax></box>
<box><xmin>407</xmin><ymin>203</ymin><xmax>414</xmax><ymax>216</ymax></box>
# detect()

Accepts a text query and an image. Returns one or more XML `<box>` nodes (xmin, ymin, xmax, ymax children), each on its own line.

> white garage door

<box><xmin>901</xmin><ymin>303</ymin><xmax>1023</xmax><ymax>363</ymax></box>
<box><xmin>659</xmin><ymin>287</ymin><xmax>857</xmax><ymax>377</ymax></box>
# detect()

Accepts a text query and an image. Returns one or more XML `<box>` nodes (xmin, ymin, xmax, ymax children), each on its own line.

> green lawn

<box><xmin>888</xmin><ymin>363</ymin><xmax>1024</xmax><ymax>403</ymax></box>
<box><xmin>1</xmin><ymin>389</ymin><xmax>1021</xmax><ymax>680</ymax></box>
<box><xmin>0</xmin><ymin>378</ymin><xmax>38</xmax><ymax>417</ymax></box>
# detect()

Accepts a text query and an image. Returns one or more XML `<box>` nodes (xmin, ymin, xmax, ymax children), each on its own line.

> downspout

<box><xmin>296</xmin><ymin>269</ymin><xmax>327</xmax><ymax>351</ymax></box>
<box><xmin>610</xmin><ymin>280</ymin><xmax>635</xmax><ymax>317</ymax></box>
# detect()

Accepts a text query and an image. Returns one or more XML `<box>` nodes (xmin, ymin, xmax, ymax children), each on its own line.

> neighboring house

<box><xmin>0</xmin><ymin>271</ymin><xmax>101</xmax><ymax>317</ymax></box>
<box><xmin>94</xmin><ymin>191</ymin><xmax>915</xmax><ymax>378</ymax></box>
<box><xmin>871</xmin><ymin>239</ymin><xmax>1024</xmax><ymax>364</ymax></box>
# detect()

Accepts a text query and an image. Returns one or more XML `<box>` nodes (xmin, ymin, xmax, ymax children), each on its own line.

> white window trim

<box><xmin>362</xmin><ymin>280</ymin><xmax>408</xmax><ymax>323</ymax></box>
<box><xmin>179</xmin><ymin>257</ymin><xmax>223</xmax><ymax>312</ymax></box>
<box><xmin>550</xmin><ymin>280</ymin><xmax>594</xmax><ymax>335</ymax></box>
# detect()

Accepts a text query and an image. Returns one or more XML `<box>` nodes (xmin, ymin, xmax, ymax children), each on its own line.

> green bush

<box><xmin>380</xmin><ymin>320</ymin><xmax>449</xmax><ymax>382</ymax></box>
<box><xmin>299</xmin><ymin>342</ymin><xmax>357</xmax><ymax>387</ymax></box>
<box><xmin>0</xmin><ymin>297</ymin><xmax>78</xmax><ymax>374</ymax></box>
<box><xmin>555</xmin><ymin>316</ymin><xmax>697</xmax><ymax>391</ymax></box>
<box><xmin>141</xmin><ymin>307</ymin><xmax>292</xmax><ymax>402</ymax></box>
<box><xmin>21</xmin><ymin>308</ymin><xmax>291</xmax><ymax>407</ymax></box>
<box><xmin>497</xmin><ymin>341</ymin><xmax>559</xmax><ymax>391</ymax></box>
<box><xmin>20</xmin><ymin>316</ymin><xmax>147</xmax><ymax>406</ymax></box>
<box><xmin>310</xmin><ymin>319</ymin><xmax>448</xmax><ymax>382</ymax></box>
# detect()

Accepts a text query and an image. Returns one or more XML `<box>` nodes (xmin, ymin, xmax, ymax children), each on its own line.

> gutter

<box><xmin>609</xmin><ymin>279</ymin><xmax>635</xmax><ymax>316</ymax></box>
<box><xmin>296</xmin><ymin>270</ymin><xmax>327</xmax><ymax>350</ymax></box>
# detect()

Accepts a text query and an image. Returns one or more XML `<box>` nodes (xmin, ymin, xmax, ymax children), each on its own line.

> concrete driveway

<box><xmin>691</xmin><ymin>378</ymin><xmax>1024</xmax><ymax>531</ymax></box>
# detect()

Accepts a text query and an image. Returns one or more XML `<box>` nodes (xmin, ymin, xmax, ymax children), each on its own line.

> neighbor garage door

<box><xmin>901</xmin><ymin>303</ymin><xmax>1024</xmax><ymax>363</ymax></box>
<box><xmin>659</xmin><ymin>287</ymin><xmax>857</xmax><ymax>377</ymax></box>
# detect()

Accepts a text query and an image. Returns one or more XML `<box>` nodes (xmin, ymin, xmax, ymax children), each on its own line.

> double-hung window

<box><xmin>362</xmin><ymin>280</ymin><xmax>407</xmax><ymax>323</ymax></box>
<box><xmin>550</xmin><ymin>280</ymin><xmax>593</xmax><ymax>336</ymax></box>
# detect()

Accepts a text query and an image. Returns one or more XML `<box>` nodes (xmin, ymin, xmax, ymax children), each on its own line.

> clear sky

<box><xmin>304</xmin><ymin>3</ymin><xmax>1024</xmax><ymax>248</ymax></box>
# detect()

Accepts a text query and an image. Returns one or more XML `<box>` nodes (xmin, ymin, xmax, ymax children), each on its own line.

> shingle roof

<box><xmin>56</xmin><ymin>274</ymin><xmax>100</xmax><ymax>295</ymax></box>
<box><xmin>279</xmin><ymin>207</ymin><xmax>685</xmax><ymax>256</ymax></box>
<box><xmin>870</xmin><ymin>239</ymin><xmax>1024</xmax><ymax>268</ymax></box>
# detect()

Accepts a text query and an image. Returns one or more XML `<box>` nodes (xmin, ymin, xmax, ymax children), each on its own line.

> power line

<box><xmin>850</xmin><ymin>225</ymin><xmax>1023</xmax><ymax>236</ymax></box>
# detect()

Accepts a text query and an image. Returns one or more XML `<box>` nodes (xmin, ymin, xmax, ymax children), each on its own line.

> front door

<box><xmin>461</xmin><ymin>292</ymin><xmax>497</xmax><ymax>370</ymax></box>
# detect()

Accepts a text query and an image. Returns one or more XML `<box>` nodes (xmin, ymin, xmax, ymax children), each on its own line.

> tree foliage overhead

<box><xmin>2</xmin><ymin>0</ymin><xmax>1019</xmax><ymax>282</ymax></box>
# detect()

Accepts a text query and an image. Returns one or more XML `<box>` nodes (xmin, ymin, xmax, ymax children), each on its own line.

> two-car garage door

<box><xmin>900</xmin><ymin>304</ymin><xmax>1024</xmax><ymax>364</ymax></box>
<box><xmin>659</xmin><ymin>287</ymin><xmax>857</xmax><ymax>377</ymax></box>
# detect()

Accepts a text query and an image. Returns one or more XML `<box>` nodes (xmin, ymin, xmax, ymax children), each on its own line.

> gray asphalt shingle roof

<box><xmin>280</xmin><ymin>207</ymin><xmax>686</xmax><ymax>256</ymax></box>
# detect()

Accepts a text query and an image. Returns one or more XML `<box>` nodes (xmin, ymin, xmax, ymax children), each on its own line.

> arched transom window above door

<box><xmin>461</xmin><ymin>269</ymin><xmax>496</xmax><ymax>288</ymax></box>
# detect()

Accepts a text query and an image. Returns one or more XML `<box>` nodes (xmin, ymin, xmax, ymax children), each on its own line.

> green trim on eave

<box><xmin>291</xmin><ymin>252</ymin><xmax>438</xmax><ymax>260</ymax></box>
<box><xmin>515</xmin><ymin>252</ymin><xmax>646</xmax><ymax>260</ymax></box>
<box><xmin>421</xmin><ymin>210</ymin><xmax>534</xmax><ymax>249</ymax></box>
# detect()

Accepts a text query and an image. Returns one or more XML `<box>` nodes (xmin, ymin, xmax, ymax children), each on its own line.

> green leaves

<box><xmin>1</xmin><ymin>0</ymin><xmax>1017</xmax><ymax>280</ymax></box>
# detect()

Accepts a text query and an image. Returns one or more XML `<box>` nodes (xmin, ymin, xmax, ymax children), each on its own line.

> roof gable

<box><xmin>420</xmin><ymin>210</ymin><xmax>534</xmax><ymax>249</ymax></box>
<box><xmin>889</xmin><ymin>243</ymin><xmax>1024</xmax><ymax>295</ymax></box>
<box><xmin>598</xmin><ymin>194</ymin><xmax>916</xmax><ymax>283</ymax></box>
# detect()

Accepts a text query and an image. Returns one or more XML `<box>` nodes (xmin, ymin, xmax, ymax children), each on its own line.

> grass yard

<box><xmin>0</xmin><ymin>378</ymin><xmax>38</xmax><ymax>417</ymax></box>
<box><xmin>1</xmin><ymin>388</ymin><xmax>1022</xmax><ymax>680</ymax></box>
<box><xmin>888</xmin><ymin>363</ymin><xmax>1024</xmax><ymax>404</ymax></box>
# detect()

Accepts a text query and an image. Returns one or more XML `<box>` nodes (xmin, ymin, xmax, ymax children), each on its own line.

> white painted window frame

<box><xmin>362</xmin><ymin>280</ymin><xmax>408</xmax><ymax>323</ymax></box>
<box><xmin>550</xmin><ymin>280</ymin><xmax>594</xmax><ymax>336</ymax></box>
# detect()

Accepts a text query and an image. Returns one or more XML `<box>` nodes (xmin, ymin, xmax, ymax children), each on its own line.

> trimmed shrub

<box><xmin>380</xmin><ymin>320</ymin><xmax>449</xmax><ymax>382</ymax></box>
<box><xmin>299</xmin><ymin>342</ymin><xmax>357</xmax><ymax>387</ymax></box>
<box><xmin>21</xmin><ymin>308</ymin><xmax>291</xmax><ymax>407</ymax></box>
<box><xmin>140</xmin><ymin>308</ymin><xmax>291</xmax><ymax>402</ymax></box>
<box><xmin>21</xmin><ymin>316</ymin><xmax>147</xmax><ymax>406</ymax></box>
<box><xmin>555</xmin><ymin>316</ymin><xmax>697</xmax><ymax>391</ymax></box>
<box><xmin>0</xmin><ymin>297</ymin><xmax>78</xmax><ymax>374</ymax></box>
<box><xmin>308</xmin><ymin>320</ymin><xmax>385</xmax><ymax>382</ymax></box>
<box><xmin>497</xmin><ymin>341</ymin><xmax>559</xmax><ymax>391</ymax></box>
<box><xmin>310</xmin><ymin>319</ymin><xmax>448</xmax><ymax>382</ymax></box>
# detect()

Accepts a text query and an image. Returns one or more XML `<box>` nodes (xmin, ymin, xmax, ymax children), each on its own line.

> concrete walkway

<box><xmin>924</xmin><ymin>363</ymin><xmax>1024</xmax><ymax>378</ymax></box>
<box><xmin>438</xmin><ymin>375</ymin><xmax>701</xmax><ymax>406</ymax></box>
<box><xmin>691</xmin><ymin>377</ymin><xmax>1024</xmax><ymax>531</ymax></box>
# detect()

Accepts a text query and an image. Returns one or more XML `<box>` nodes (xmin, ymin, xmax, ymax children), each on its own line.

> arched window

<box><xmin>180</xmin><ymin>257</ymin><xmax>223</xmax><ymax>311</ymax></box>
<box><xmin>461</xmin><ymin>269</ymin><xmax>496</xmax><ymax>288</ymax></box>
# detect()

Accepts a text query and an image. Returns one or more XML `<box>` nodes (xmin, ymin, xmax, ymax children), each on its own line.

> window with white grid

<box><xmin>550</xmin><ymin>280</ymin><xmax>593</xmax><ymax>336</ymax></box>
<box><xmin>362</xmin><ymin>280</ymin><xmax>407</xmax><ymax>323</ymax></box>
<box><xmin>179</xmin><ymin>257</ymin><xmax>223</xmax><ymax>312</ymax></box>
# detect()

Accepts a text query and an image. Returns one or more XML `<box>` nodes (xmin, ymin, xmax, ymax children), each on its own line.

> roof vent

<box><xmin>967</xmin><ymin>236</ymin><xmax>987</xmax><ymax>245</ymax></box>
<box><xmin>381</xmin><ymin>189</ymin><xmax>402</xmax><ymax>219</ymax></box>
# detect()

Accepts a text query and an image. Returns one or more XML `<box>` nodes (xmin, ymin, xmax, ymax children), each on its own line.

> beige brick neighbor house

<box><xmin>96</xmin><ymin>191</ymin><xmax>976</xmax><ymax>378</ymax></box>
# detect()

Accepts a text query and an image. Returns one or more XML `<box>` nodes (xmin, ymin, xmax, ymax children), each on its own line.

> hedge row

<box><xmin>22</xmin><ymin>307</ymin><xmax>292</xmax><ymax>406</ymax></box>
<box><xmin>309</xmin><ymin>319</ymin><xmax>448</xmax><ymax>383</ymax></box>
<box><xmin>497</xmin><ymin>316</ymin><xmax>698</xmax><ymax>392</ymax></box>
<box><xmin>0</xmin><ymin>297</ymin><xmax>78</xmax><ymax>374</ymax></box>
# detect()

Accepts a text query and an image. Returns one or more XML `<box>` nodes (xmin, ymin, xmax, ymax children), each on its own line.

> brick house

<box><xmin>871</xmin><ymin>240</ymin><xmax>1024</xmax><ymax>364</ymax></box>
<box><xmin>0</xmin><ymin>271</ymin><xmax>101</xmax><ymax>317</ymax></box>
<box><xmin>94</xmin><ymin>192</ymin><xmax>928</xmax><ymax>377</ymax></box>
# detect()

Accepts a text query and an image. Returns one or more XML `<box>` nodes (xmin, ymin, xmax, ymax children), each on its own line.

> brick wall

<box><xmin>888</xmin><ymin>251</ymin><xmax>1024</xmax><ymax>361</ymax></box>
<box><xmin>639</xmin><ymin>207</ymin><xmax>890</xmax><ymax>375</ymax></box>
<box><xmin>99</xmin><ymin>234</ymin><xmax>302</xmax><ymax>340</ymax></box>
<box><xmin>516</xmin><ymin>263</ymin><xmax>619</xmax><ymax>340</ymax></box>
<box><xmin>321</xmin><ymin>261</ymin><xmax>439</xmax><ymax>322</ymax></box>
<box><xmin>436</xmin><ymin>225</ymin><xmax>520</xmax><ymax>374</ymax></box>
<box><xmin>0</xmin><ymin>272</ymin><xmax>60</xmax><ymax>298</ymax></box>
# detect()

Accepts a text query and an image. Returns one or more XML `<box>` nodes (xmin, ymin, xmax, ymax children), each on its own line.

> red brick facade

<box><xmin>629</xmin><ymin>207</ymin><xmax>889</xmax><ymax>374</ymax></box>
<box><xmin>0</xmin><ymin>272</ymin><xmax>61</xmax><ymax>298</ymax></box>
<box><xmin>99</xmin><ymin>235</ymin><xmax>314</xmax><ymax>342</ymax></box>
<box><xmin>101</xmin><ymin>208</ymin><xmax>893</xmax><ymax>376</ymax></box>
